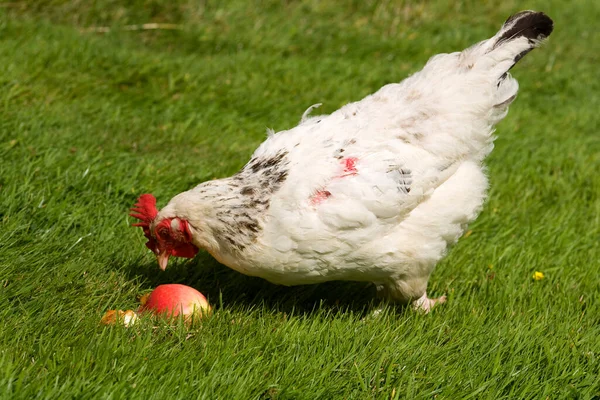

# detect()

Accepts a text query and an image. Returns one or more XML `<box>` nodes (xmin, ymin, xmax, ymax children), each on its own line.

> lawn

<box><xmin>1</xmin><ymin>1</ymin><xmax>599</xmax><ymax>398</ymax></box>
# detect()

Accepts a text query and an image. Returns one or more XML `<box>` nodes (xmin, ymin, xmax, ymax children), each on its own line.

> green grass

<box><xmin>1</xmin><ymin>1</ymin><xmax>599</xmax><ymax>398</ymax></box>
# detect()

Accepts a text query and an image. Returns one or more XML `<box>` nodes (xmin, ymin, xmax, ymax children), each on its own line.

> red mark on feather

<box><xmin>310</xmin><ymin>190</ymin><xmax>332</xmax><ymax>205</ymax></box>
<box><xmin>309</xmin><ymin>157</ymin><xmax>359</xmax><ymax>206</ymax></box>
<box><xmin>341</xmin><ymin>157</ymin><xmax>358</xmax><ymax>177</ymax></box>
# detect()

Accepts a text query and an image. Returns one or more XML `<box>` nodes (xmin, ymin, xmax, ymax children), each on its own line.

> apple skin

<box><xmin>138</xmin><ymin>284</ymin><xmax>212</xmax><ymax>319</ymax></box>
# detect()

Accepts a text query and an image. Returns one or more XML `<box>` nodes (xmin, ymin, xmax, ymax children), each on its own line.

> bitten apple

<box><xmin>138</xmin><ymin>284</ymin><xmax>211</xmax><ymax>319</ymax></box>
<box><xmin>100</xmin><ymin>309</ymin><xmax>138</xmax><ymax>327</ymax></box>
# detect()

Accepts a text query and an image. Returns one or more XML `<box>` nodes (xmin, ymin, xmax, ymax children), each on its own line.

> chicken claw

<box><xmin>412</xmin><ymin>292</ymin><xmax>447</xmax><ymax>313</ymax></box>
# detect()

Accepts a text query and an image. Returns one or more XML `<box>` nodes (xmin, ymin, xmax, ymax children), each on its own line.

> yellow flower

<box><xmin>532</xmin><ymin>271</ymin><xmax>545</xmax><ymax>281</ymax></box>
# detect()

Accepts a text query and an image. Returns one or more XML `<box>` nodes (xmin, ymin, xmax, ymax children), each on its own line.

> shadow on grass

<box><xmin>121</xmin><ymin>251</ymin><xmax>401</xmax><ymax>317</ymax></box>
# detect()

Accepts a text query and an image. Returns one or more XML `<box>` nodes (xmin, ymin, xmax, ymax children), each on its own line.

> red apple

<box><xmin>138</xmin><ymin>284</ymin><xmax>212</xmax><ymax>319</ymax></box>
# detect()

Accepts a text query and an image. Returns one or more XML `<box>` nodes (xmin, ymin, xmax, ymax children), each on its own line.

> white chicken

<box><xmin>131</xmin><ymin>11</ymin><xmax>553</xmax><ymax>311</ymax></box>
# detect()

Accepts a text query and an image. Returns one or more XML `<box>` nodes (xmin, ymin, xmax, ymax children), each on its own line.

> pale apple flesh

<box><xmin>100</xmin><ymin>309</ymin><xmax>138</xmax><ymax>327</ymax></box>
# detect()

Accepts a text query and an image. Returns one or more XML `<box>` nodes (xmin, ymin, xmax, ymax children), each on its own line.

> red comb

<box><xmin>130</xmin><ymin>194</ymin><xmax>159</xmax><ymax>252</ymax></box>
<box><xmin>130</xmin><ymin>194</ymin><xmax>158</xmax><ymax>225</ymax></box>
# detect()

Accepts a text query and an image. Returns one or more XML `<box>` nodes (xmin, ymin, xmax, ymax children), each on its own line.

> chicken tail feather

<box><xmin>495</xmin><ymin>11</ymin><xmax>553</xmax><ymax>50</ymax></box>
<box><xmin>468</xmin><ymin>11</ymin><xmax>553</xmax><ymax>80</ymax></box>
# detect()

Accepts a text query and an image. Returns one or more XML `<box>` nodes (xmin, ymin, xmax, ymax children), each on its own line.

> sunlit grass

<box><xmin>1</xmin><ymin>1</ymin><xmax>599</xmax><ymax>398</ymax></box>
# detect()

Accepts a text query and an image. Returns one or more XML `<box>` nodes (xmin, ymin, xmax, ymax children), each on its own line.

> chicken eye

<box><xmin>157</xmin><ymin>227</ymin><xmax>170</xmax><ymax>240</ymax></box>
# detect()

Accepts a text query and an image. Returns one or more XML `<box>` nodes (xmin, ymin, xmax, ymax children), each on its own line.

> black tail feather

<box><xmin>495</xmin><ymin>11</ymin><xmax>554</xmax><ymax>48</ymax></box>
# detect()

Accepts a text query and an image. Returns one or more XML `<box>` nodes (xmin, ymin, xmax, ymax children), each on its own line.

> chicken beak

<box><xmin>157</xmin><ymin>251</ymin><xmax>170</xmax><ymax>271</ymax></box>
